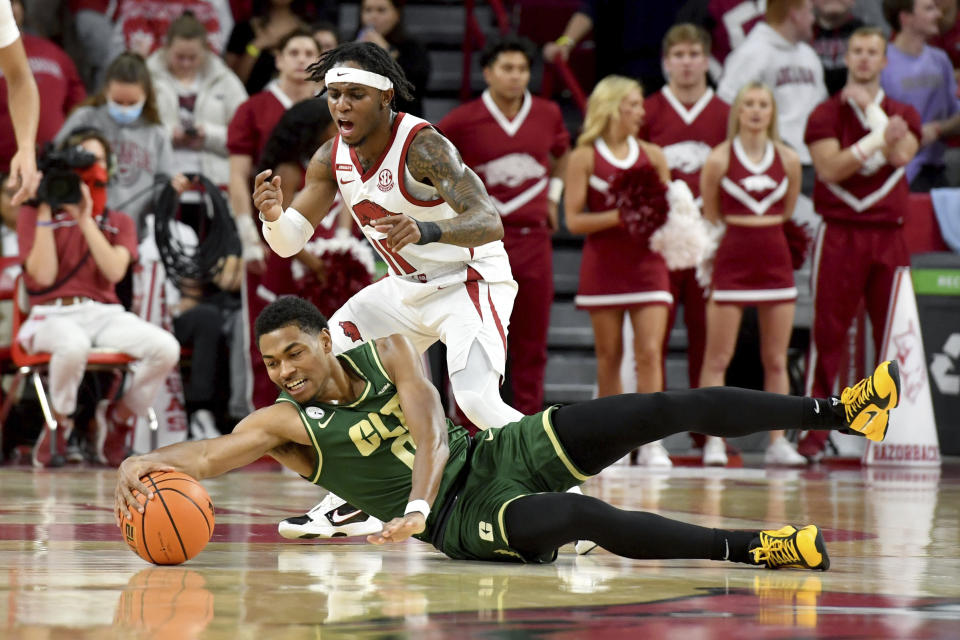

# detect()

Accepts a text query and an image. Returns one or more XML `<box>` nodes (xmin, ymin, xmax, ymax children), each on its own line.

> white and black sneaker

<box><xmin>278</xmin><ymin>492</ymin><xmax>383</xmax><ymax>539</ymax></box>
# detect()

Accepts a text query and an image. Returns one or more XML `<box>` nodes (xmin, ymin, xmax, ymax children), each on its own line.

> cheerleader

<box><xmin>698</xmin><ymin>82</ymin><xmax>806</xmax><ymax>466</ymax></box>
<box><xmin>564</xmin><ymin>75</ymin><xmax>674</xmax><ymax>467</ymax></box>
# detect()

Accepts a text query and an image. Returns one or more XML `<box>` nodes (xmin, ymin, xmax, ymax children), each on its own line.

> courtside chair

<box><xmin>0</xmin><ymin>275</ymin><xmax>157</xmax><ymax>467</ymax></box>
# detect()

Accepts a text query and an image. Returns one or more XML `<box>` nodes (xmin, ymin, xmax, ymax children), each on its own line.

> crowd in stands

<box><xmin>0</xmin><ymin>0</ymin><xmax>957</xmax><ymax>468</ymax></box>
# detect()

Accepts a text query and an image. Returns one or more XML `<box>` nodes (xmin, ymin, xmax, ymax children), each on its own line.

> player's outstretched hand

<box><xmin>253</xmin><ymin>169</ymin><xmax>284</xmax><ymax>222</ymax></box>
<box><xmin>367</xmin><ymin>513</ymin><xmax>426</xmax><ymax>545</ymax></box>
<box><xmin>114</xmin><ymin>456</ymin><xmax>176</xmax><ymax>526</ymax></box>
<box><xmin>374</xmin><ymin>214</ymin><xmax>420</xmax><ymax>251</ymax></box>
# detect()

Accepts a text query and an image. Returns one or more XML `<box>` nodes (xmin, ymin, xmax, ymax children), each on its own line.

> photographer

<box><xmin>16</xmin><ymin>129</ymin><xmax>180</xmax><ymax>466</ymax></box>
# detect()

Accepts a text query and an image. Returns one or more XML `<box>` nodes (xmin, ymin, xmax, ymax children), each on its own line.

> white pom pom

<box><xmin>649</xmin><ymin>180</ymin><xmax>710</xmax><ymax>270</ymax></box>
<box><xmin>695</xmin><ymin>220</ymin><xmax>726</xmax><ymax>290</ymax></box>
<box><xmin>649</xmin><ymin>216</ymin><xmax>710</xmax><ymax>270</ymax></box>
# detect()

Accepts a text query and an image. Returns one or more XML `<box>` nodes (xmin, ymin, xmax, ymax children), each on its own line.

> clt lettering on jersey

<box><xmin>277</xmin><ymin>340</ymin><xmax>472</xmax><ymax>536</ymax></box>
<box><xmin>332</xmin><ymin>113</ymin><xmax>511</xmax><ymax>285</ymax></box>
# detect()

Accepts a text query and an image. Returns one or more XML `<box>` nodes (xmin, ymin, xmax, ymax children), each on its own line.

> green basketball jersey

<box><xmin>276</xmin><ymin>340</ymin><xmax>472</xmax><ymax>542</ymax></box>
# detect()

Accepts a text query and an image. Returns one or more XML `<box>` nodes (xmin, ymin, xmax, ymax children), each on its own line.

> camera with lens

<box><xmin>34</xmin><ymin>144</ymin><xmax>98</xmax><ymax>210</ymax></box>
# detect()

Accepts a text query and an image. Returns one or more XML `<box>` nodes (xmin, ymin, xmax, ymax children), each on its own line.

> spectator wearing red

<box><xmin>801</xmin><ymin>27</ymin><xmax>921</xmax><ymax>459</ymax></box>
<box><xmin>109</xmin><ymin>0</ymin><xmax>233</xmax><ymax>61</ymax></box>
<box><xmin>225</xmin><ymin>0</ymin><xmax>309</xmax><ymax>95</ymax></box>
<box><xmin>440</xmin><ymin>35</ymin><xmax>570</xmax><ymax>415</ymax></box>
<box><xmin>0</xmin><ymin>0</ymin><xmax>85</xmax><ymax>175</ymax></box>
<box><xmin>641</xmin><ymin>23</ymin><xmax>730</xmax><ymax>465</ymax></box>
<box><xmin>930</xmin><ymin>0</ymin><xmax>960</xmax><ymax>69</ymax></box>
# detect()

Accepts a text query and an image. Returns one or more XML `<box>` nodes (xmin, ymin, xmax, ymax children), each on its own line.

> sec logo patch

<box><xmin>377</xmin><ymin>168</ymin><xmax>394</xmax><ymax>192</ymax></box>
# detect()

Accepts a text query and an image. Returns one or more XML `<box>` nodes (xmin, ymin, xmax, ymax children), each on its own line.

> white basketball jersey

<box><xmin>332</xmin><ymin>113</ymin><xmax>512</xmax><ymax>285</ymax></box>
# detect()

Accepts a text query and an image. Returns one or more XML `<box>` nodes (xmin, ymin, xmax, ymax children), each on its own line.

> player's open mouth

<box><xmin>285</xmin><ymin>378</ymin><xmax>307</xmax><ymax>392</ymax></box>
<box><xmin>339</xmin><ymin>120</ymin><xmax>355</xmax><ymax>135</ymax></box>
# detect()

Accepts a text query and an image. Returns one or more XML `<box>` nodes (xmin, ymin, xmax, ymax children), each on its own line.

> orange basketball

<box><xmin>121</xmin><ymin>471</ymin><xmax>215</xmax><ymax>565</ymax></box>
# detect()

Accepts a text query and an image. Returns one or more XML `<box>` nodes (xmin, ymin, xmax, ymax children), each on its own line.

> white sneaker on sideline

<box><xmin>703</xmin><ymin>436</ymin><xmax>728</xmax><ymax>466</ymax></box>
<box><xmin>637</xmin><ymin>441</ymin><xmax>673</xmax><ymax>468</ymax></box>
<box><xmin>764</xmin><ymin>437</ymin><xmax>807</xmax><ymax>466</ymax></box>
<box><xmin>566</xmin><ymin>485</ymin><xmax>598</xmax><ymax>555</ymax></box>
<box><xmin>278</xmin><ymin>492</ymin><xmax>384</xmax><ymax>539</ymax></box>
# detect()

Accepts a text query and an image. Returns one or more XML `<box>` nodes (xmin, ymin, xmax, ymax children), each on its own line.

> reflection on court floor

<box><xmin>1</xmin><ymin>463</ymin><xmax>958</xmax><ymax>638</ymax></box>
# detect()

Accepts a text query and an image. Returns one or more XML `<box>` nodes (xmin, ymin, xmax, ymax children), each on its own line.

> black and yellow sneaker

<box><xmin>838</xmin><ymin>360</ymin><xmax>901</xmax><ymax>442</ymax></box>
<box><xmin>749</xmin><ymin>525</ymin><xmax>830</xmax><ymax>571</ymax></box>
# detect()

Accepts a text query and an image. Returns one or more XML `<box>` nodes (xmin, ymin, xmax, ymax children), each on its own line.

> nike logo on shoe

<box><xmin>876</xmin><ymin>392</ymin><xmax>893</xmax><ymax>410</ymax></box>
<box><xmin>330</xmin><ymin>509</ymin><xmax>363</xmax><ymax>524</ymax></box>
<box><xmin>864</xmin><ymin>410</ymin><xmax>879</xmax><ymax>427</ymax></box>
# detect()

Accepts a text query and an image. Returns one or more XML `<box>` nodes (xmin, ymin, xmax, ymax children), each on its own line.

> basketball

<box><xmin>121</xmin><ymin>471</ymin><xmax>216</xmax><ymax>565</ymax></box>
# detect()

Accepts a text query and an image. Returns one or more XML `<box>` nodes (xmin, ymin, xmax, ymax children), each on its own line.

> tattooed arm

<box><xmin>374</xmin><ymin>127</ymin><xmax>504</xmax><ymax>251</ymax></box>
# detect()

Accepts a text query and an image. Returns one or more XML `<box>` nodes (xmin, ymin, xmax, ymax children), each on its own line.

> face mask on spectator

<box><xmin>78</xmin><ymin>164</ymin><xmax>109</xmax><ymax>214</ymax></box>
<box><xmin>106</xmin><ymin>98</ymin><xmax>145</xmax><ymax>125</ymax></box>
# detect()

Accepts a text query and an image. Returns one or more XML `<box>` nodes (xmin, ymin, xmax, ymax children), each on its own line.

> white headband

<box><xmin>325</xmin><ymin>67</ymin><xmax>394</xmax><ymax>91</ymax></box>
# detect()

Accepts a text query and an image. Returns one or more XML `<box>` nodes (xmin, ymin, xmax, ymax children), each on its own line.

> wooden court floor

<box><xmin>2</xmin><ymin>460</ymin><xmax>959</xmax><ymax>639</ymax></box>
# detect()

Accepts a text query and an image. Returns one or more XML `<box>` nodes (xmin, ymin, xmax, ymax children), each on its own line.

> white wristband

<box><xmin>404</xmin><ymin>499</ymin><xmax>430</xmax><ymax>519</ymax></box>
<box><xmin>548</xmin><ymin>177</ymin><xmax>564</xmax><ymax>204</ymax></box>
<box><xmin>260</xmin><ymin>207</ymin><xmax>314</xmax><ymax>258</ymax></box>
<box><xmin>864</xmin><ymin>102</ymin><xmax>889</xmax><ymax>133</ymax></box>
<box><xmin>851</xmin><ymin>129</ymin><xmax>885</xmax><ymax>163</ymax></box>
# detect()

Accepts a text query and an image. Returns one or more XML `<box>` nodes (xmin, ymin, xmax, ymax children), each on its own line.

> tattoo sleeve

<box><xmin>307</xmin><ymin>138</ymin><xmax>336</xmax><ymax>182</ymax></box>
<box><xmin>405</xmin><ymin>128</ymin><xmax>504</xmax><ymax>247</ymax></box>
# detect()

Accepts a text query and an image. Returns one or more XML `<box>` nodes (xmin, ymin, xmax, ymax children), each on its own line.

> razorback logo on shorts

<box><xmin>340</xmin><ymin>321</ymin><xmax>363</xmax><ymax>343</ymax></box>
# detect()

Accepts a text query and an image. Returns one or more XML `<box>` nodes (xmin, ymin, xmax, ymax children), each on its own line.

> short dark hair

<box><xmin>480</xmin><ymin>34</ymin><xmax>536</xmax><ymax>69</ymax></box>
<box><xmin>883</xmin><ymin>0</ymin><xmax>916</xmax><ymax>32</ymax></box>
<box><xmin>311</xmin><ymin>20</ymin><xmax>340</xmax><ymax>39</ymax></box>
<box><xmin>255</xmin><ymin>296</ymin><xmax>329</xmax><ymax>347</ymax></box>
<box><xmin>61</xmin><ymin>126</ymin><xmax>115</xmax><ymax>176</ymax></box>
<box><xmin>308</xmin><ymin>41</ymin><xmax>416</xmax><ymax>104</ymax></box>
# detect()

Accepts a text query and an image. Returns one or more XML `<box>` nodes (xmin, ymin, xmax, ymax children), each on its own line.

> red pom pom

<box><xmin>782</xmin><ymin>219</ymin><xmax>813</xmax><ymax>270</ymax></box>
<box><xmin>609</xmin><ymin>164</ymin><xmax>668</xmax><ymax>241</ymax></box>
<box><xmin>294</xmin><ymin>249</ymin><xmax>373</xmax><ymax>318</ymax></box>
